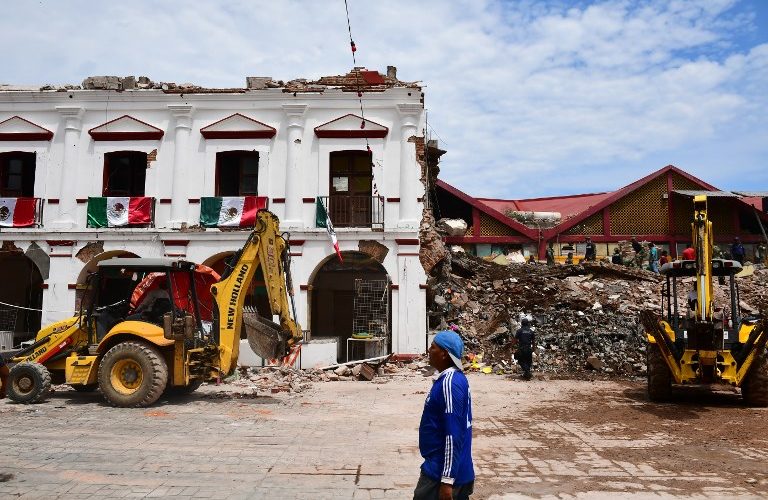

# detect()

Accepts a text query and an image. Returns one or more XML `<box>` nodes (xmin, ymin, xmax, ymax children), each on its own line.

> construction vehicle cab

<box><xmin>5</xmin><ymin>210</ymin><xmax>302</xmax><ymax>407</ymax></box>
<box><xmin>644</xmin><ymin>195</ymin><xmax>767</xmax><ymax>405</ymax></box>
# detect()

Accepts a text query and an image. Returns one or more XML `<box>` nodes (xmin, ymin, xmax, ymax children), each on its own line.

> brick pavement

<box><xmin>2</xmin><ymin>375</ymin><xmax>768</xmax><ymax>499</ymax></box>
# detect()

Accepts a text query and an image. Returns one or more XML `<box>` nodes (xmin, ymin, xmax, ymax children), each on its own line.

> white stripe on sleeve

<box><xmin>442</xmin><ymin>435</ymin><xmax>453</xmax><ymax>478</ymax></box>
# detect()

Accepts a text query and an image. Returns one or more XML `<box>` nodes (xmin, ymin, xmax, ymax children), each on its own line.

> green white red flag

<box><xmin>315</xmin><ymin>197</ymin><xmax>342</xmax><ymax>263</ymax></box>
<box><xmin>87</xmin><ymin>197</ymin><xmax>152</xmax><ymax>227</ymax></box>
<box><xmin>0</xmin><ymin>198</ymin><xmax>37</xmax><ymax>227</ymax></box>
<box><xmin>200</xmin><ymin>196</ymin><xmax>267</xmax><ymax>227</ymax></box>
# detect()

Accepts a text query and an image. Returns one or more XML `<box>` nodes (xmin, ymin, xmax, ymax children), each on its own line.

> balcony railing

<box><xmin>319</xmin><ymin>195</ymin><xmax>384</xmax><ymax>230</ymax></box>
<box><xmin>0</xmin><ymin>197</ymin><xmax>43</xmax><ymax>228</ymax></box>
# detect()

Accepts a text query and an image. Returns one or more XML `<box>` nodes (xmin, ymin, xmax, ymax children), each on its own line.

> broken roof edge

<box><xmin>435</xmin><ymin>179</ymin><xmax>538</xmax><ymax>240</ymax></box>
<box><xmin>0</xmin><ymin>67</ymin><xmax>422</xmax><ymax>94</ymax></box>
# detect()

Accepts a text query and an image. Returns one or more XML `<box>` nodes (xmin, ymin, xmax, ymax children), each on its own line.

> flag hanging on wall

<box><xmin>315</xmin><ymin>197</ymin><xmax>343</xmax><ymax>263</ymax></box>
<box><xmin>87</xmin><ymin>197</ymin><xmax>152</xmax><ymax>227</ymax></box>
<box><xmin>200</xmin><ymin>196</ymin><xmax>267</xmax><ymax>227</ymax></box>
<box><xmin>0</xmin><ymin>198</ymin><xmax>37</xmax><ymax>227</ymax></box>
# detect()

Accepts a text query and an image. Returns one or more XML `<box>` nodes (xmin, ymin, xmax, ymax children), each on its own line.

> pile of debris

<box><xmin>426</xmin><ymin>251</ymin><xmax>664</xmax><ymax>377</ymax></box>
<box><xmin>426</xmin><ymin>246</ymin><xmax>768</xmax><ymax>378</ymax></box>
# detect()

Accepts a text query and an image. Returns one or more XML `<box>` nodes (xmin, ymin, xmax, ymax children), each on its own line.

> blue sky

<box><xmin>1</xmin><ymin>0</ymin><xmax>766</xmax><ymax>199</ymax></box>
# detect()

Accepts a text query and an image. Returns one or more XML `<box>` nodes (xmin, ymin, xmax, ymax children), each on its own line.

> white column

<box><xmin>52</xmin><ymin>106</ymin><xmax>83</xmax><ymax>228</ymax></box>
<box><xmin>168</xmin><ymin>104</ymin><xmax>194</xmax><ymax>227</ymax></box>
<box><xmin>282</xmin><ymin>104</ymin><xmax>307</xmax><ymax>228</ymax></box>
<box><xmin>397</xmin><ymin>103</ymin><xmax>421</xmax><ymax>228</ymax></box>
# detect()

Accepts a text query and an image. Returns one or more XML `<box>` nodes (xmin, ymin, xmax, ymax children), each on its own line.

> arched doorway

<box><xmin>309</xmin><ymin>251</ymin><xmax>390</xmax><ymax>361</ymax></box>
<box><xmin>0</xmin><ymin>251</ymin><xmax>43</xmax><ymax>346</ymax></box>
<box><xmin>75</xmin><ymin>250</ymin><xmax>139</xmax><ymax>312</ymax></box>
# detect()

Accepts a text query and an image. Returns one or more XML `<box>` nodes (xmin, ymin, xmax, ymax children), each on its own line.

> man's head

<box><xmin>429</xmin><ymin>330</ymin><xmax>464</xmax><ymax>372</ymax></box>
<box><xmin>521</xmin><ymin>317</ymin><xmax>530</xmax><ymax>327</ymax></box>
<box><xmin>686</xmin><ymin>243</ymin><xmax>692</xmax><ymax>248</ymax></box>
<box><xmin>631</xmin><ymin>236</ymin><xmax>638</xmax><ymax>242</ymax></box>
<box><xmin>585</xmin><ymin>237</ymin><xmax>591</xmax><ymax>242</ymax></box>
<box><xmin>734</xmin><ymin>237</ymin><xmax>740</xmax><ymax>243</ymax></box>
<box><xmin>649</xmin><ymin>242</ymin><xmax>654</xmax><ymax>247</ymax></box>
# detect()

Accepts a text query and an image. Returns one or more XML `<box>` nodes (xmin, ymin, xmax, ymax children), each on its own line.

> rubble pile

<box><xmin>427</xmin><ymin>249</ymin><xmax>768</xmax><ymax>378</ymax></box>
<box><xmin>226</xmin><ymin>365</ymin><xmax>319</xmax><ymax>395</ymax></box>
<box><xmin>428</xmin><ymin>251</ymin><xmax>666</xmax><ymax>377</ymax></box>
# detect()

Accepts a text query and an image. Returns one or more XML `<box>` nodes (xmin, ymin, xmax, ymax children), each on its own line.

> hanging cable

<box><xmin>343</xmin><ymin>0</ymin><xmax>379</xmax><ymax>196</ymax></box>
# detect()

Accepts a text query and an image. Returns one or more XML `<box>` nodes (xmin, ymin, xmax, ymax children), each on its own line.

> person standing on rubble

<box><xmin>415</xmin><ymin>330</ymin><xmax>474</xmax><ymax>500</ymax></box>
<box><xmin>584</xmin><ymin>237</ymin><xmax>596</xmax><ymax>262</ymax></box>
<box><xmin>514</xmin><ymin>317</ymin><xmax>536</xmax><ymax>380</ymax></box>
<box><xmin>648</xmin><ymin>242</ymin><xmax>659</xmax><ymax>273</ymax></box>
<box><xmin>545</xmin><ymin>243</ymin><xmax>555</xmax><ymax>266</ymax></box>
<box><xmin>731</xmin><ymin>237</ymin><xmax>745</xmax><ymax>265</ymax></box>
<box><xmin>631</xmin><ymin>237</ymin><xmax>645</xmax><ymax>267</ymax></box>
<box><xmin>611</xmin><ymin>248</ymin><xmax>622</xmax><ymax>265</ymax></box>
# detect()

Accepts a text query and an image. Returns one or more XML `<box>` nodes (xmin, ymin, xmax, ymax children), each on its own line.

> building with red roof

<box><xmin>431</xmin><ymin>165</ymin><xmax>768</xmax><ymax>262</ymax></box>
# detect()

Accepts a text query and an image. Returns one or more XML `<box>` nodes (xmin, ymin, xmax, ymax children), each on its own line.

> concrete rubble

<box><xmin>424</xmin><ymin>244</ymin><xmax>768</xmax><ymax>378</ymax></box>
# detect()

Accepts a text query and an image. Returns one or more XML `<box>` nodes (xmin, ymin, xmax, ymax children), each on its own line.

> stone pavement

<box><xmin>2</xmin><ymin>375</ymin><xmax>768</xmax><ymax>499</ymax></box>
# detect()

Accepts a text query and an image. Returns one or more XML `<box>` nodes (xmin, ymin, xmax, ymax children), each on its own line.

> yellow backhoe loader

<box><xmin>3</xmin><ymin>210</ymin><xmax>302</xmax><ymax>407</ymax></box>
<box><xmin>643</xmin><ymin>195</ymin><xmax>767</xmax><ymax>405</ymax></box>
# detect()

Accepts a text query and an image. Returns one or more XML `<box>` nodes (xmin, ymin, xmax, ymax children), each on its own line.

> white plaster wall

<box><xmin>0</xmin><ymin>87</ymin><xmax>428</xmax><ymax>358</ymax></box>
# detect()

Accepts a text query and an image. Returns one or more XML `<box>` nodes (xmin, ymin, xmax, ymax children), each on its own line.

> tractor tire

<box><xmin>98</xmin><ymin>341</ymin><xmax>168</xmax><ymax>408</ymax></box>
<box><xmin>7</xmin><ymin>362</ymin><xmax>52</xmax><ymax>404</ymax></box>
<box><xmin>647</xmin><ymin>345</ymin><xmax>672</xmax><ymax>402</ymax></box>
<box><xmin>742</xmin><ymin>351</ymin><xmax>768</xmax><ymax>407</ymax></box>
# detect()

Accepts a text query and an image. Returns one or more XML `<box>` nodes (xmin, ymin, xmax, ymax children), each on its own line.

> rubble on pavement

<box><xmin>424</xmin><ymin>246</ymin><xmax>768</xmax><ymax>379</ymax></box>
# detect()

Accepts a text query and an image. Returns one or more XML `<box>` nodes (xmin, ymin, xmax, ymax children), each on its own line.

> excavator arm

<box><xmin>210</xmin><ymin>210</ymin><xmax>302</xmax><ymax>376</ymax></box>
<box><xmin>692</xmin><ymin>195</ymin><xmax>714</xmax><ymax>322</ymax></box>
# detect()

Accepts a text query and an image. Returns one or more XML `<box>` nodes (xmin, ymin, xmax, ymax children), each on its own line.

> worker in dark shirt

<box><xmin>514</xmin><ymin>317</ymin><xmax>536</xmax><ymax>380</ymax></box>
<box><xmin>584</xmin><ymin>237</ymin><xmax>596</xmax><ymax>261</ymax></box>
<box><xmin>731</xmin><ymin>237</ymin><xmax>746</xmax><ymax>264</ymax></box>
<box><xmin>611</xmin><ymin>248</ymin><xmax>622</xmax><ymax>265</ymax></box>
<box><xmin>546</xmin><ymin>243</ymin><xmax>555</xmax><ymax>266</ymax></box>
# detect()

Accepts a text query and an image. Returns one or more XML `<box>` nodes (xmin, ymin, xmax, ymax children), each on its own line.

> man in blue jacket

<box><xmin>415</xmin><ymin>330</ymin><xmax>474</xmax><ymax>500</ymax></box>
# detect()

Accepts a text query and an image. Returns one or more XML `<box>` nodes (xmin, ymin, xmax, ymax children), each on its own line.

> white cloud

<box><xmin>1</xmin><ymin>0</ymin><xmax>766</xmax><ymax>198</ymax></box>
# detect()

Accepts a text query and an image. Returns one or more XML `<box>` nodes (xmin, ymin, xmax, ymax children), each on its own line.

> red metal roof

<box><xmin>478</xmin><ymin>191</ymin><xmax>613</xmax><ymax>220</ymax></box>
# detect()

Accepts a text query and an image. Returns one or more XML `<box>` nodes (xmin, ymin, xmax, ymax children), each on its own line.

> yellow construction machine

<box><xmin>4</xmin><ymin>210</ymin><xmax>302</xmax><ymax>407</ymax></box>
<box><xmin>643</xmin><ymin>195</ymin><xmax>767</xmax><ymax>405</ymax></box>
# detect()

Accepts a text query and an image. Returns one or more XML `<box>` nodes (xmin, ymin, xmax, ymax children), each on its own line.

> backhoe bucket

<box><xmin>243</xmin><ymin>313</ymin><xmax>291</xmax><ymax>359</ymax></box>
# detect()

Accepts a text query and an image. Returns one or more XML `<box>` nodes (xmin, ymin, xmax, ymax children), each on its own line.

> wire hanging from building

<box><xmin>343</xmin><ymin>0</ymin><xmax>379</xmax><ymax>197</ymax></box>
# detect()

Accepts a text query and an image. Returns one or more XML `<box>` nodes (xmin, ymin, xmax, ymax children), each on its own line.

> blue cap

<box><xmin>433</xmin><ymin>330</ymin><xmax>464</xmax><ymax>370</ymax></box>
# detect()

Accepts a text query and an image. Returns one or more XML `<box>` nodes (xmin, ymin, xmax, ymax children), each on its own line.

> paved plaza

<box><xmin>2</xmin><ymin>375</ymin><xmax>768</xmax><ymax>499</ymax></box>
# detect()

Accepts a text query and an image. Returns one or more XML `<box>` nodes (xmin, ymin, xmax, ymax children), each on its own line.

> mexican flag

<box><xmin>315</xmin><ymin>197</ymin><xmax>343</xmax><ymax>263</ymax></box>
<box><xmin>87</xmin><ymin>197</ymin><xmax>152</xmax><ymax>227</ymax></box>
<box><xmin>0</xmin><ymin>198</ymin><xmax>37</xmax><ymax>227</ymax></box>
<box><xmin>200</xmin><ymin>196</ymin><xmax>267</xmax><ymax>227</ymax></box>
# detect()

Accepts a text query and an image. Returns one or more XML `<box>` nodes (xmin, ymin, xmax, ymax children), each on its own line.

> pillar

<box><xmin>52</xmin><ymin>106</ymin><xmax>83</xmax><ymax>228</ymax></box>
<box><xmin>168</xmin><ymin>104</ymin><xmax>194</xmax><ymax>227</ymax></box>
<box><xmin>282</xmin><ymin>104</ymin><xmax>307</xmax><ymax>228</ymax></box>
<box><xmin>397</xmin><ymin>103</ymin><xmax>421</xmax><ymax>228</ymax></box>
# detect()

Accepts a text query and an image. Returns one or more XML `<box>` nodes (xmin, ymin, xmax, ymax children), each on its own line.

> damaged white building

<box><xmin>0</xmin><ymin>68</ymin><xmax>430</xmax><ymax>366</ymax></box>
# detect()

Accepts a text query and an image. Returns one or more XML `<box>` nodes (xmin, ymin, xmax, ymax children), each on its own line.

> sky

<box><xmin>2</xmin><ymin>0</ymin><xmax>766</xmax><ymax>199</ymax></box>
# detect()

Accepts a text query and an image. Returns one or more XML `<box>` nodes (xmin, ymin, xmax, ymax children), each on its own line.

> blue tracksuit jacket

<box><xmin>418</xmin><ymin>367</ymin><xmax>474</xmax><ymax>486</ymax></box>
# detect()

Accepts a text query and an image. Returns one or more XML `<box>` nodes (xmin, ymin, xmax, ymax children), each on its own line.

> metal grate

<box><xmin>609</xmin><ymin>175</ymin><xmax>668</xmax><ymax>235</ymax></box>
<box><xmin>0</xmin><ymin>307</ymin><xmax>17</xmax><ymax>331</ymax></box>
<box><xmin>352</xmin><ymin>279</ymin><xmax>389</xmax><ymax>339</ymax></box>
<box><xmin>564</xmin><ymin>212</ymin><xmax>604</xmax><ymax>235</ymax></box>
<box><xmin>479</xmin><ymin>214</ymin><xmax>520</xmax><ymax>236</ymax></box>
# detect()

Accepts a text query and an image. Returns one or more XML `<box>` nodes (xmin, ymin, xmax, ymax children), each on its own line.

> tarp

<box><xmin>130</xmin><ymin>265</ymin><xmax>221</xmax><ymax>321</ymax></box>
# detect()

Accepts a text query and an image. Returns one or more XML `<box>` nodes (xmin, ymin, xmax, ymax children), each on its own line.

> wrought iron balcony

<box><xmin>318</xmin><ymin>195</ymin><xmax>384</xmax><ymax>230</ymax></box>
